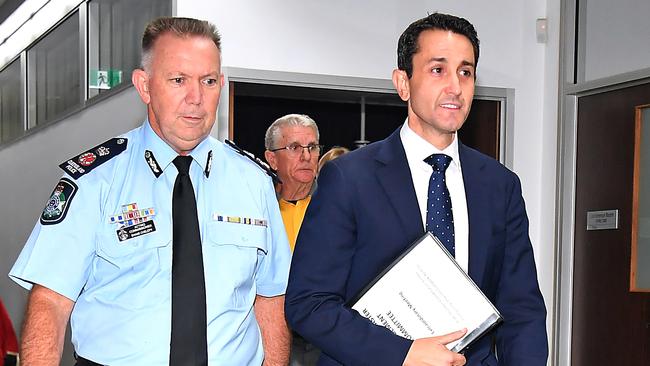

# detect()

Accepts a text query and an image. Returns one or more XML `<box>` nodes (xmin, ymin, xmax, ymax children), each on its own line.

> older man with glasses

<box><xmin>264</xmin><ymin>114</ymin><xmax>322</xmax><ymax>252</ymax></box>
<box><xmin>264</xmin><ymin>113</ymin><xmax>322</xmax><ymax>366</ymax></box>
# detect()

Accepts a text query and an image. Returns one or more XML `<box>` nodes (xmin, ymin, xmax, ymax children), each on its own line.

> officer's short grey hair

<box><xmin>140</xmin><ymin>17</ymin><xmax>221</xmax><ymax>72</ymax></box>
<box><xmin>264</xmin><ymin>114</ymin><xmax>320</xmax><ymax>150</ymax></box>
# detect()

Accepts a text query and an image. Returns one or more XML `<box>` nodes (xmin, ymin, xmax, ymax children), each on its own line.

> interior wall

<box><xmin>178</xmin><ymin>0</ymin><xmax>560</xmax><ymax>356</ymax></box>
<box><xmin>0</xmin><ymin>87</ymin><xmax>145</xmax><ymax>364</ymax></box>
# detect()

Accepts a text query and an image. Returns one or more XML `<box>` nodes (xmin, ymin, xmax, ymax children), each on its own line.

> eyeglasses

<box><xmin>270</xmin><ymin>143</ymin><xmax>323</xmax><ymax>157</ymax></box>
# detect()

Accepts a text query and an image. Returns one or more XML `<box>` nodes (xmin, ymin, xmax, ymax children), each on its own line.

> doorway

<box><xmin>221</xmin><ymin>73</ymin><xmax>505</xmax><ymax>162</ymax></box>
<box><xmin>571</xmin><ymin>82</ymin><xmax>650</xmax><ymax>365</ymax></box>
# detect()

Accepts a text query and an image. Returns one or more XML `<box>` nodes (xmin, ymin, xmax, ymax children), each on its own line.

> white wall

<box><xmin>179</xmin><ymin>0</ymin><xmax>560</xmax><ymax>358</ymax></box>
<box><xmin>542</xmin><ymin>0</ymin><xmax>562</xmax><ymax>355</ymax></box>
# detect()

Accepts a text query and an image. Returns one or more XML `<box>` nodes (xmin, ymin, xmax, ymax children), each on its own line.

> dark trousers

<box><xmin>290</xmin><ymin>334</ymin><xmax>321</xmax><ymax>366</ymax></box>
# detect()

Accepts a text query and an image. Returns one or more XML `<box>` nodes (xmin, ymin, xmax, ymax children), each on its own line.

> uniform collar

<box><xmin>190</xmin><ymin>136</ymin><xmax>214</xmax><ymax>177</ymax></box>
<box><xmin>141</xmin><ymin>119</ymin><xmax>214</xmax><ymax>178</ymax></box>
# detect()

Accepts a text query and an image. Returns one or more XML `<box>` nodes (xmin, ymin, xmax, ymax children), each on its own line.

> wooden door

<box><xmin>572</xmin><ymin>82</ymin><xmax>650</xmax><ymax>365</ymax></box>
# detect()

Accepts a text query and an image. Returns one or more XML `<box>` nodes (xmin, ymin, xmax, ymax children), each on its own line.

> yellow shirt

<box><xmin>279</xmin><ymin>196</ymin><xmax>312</xmax><ymax>251</ymax></box>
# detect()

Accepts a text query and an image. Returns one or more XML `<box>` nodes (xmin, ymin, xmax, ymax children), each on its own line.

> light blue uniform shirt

<box><xmin>10</xmin><ymin>120</ymin><xmax>291</xmax><ymax>365</ymax></box>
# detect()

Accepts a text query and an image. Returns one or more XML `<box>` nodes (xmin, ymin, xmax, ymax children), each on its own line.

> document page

<box><xmin>350</xmin><ymin>233</ymin><xmax>501</xmax><ymax>352</ymax></box>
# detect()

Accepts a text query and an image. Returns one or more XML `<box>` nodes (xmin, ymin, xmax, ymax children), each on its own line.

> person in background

<box><xmin>0</xmin><ymin>298</ymin><xmax>18</xmax><ymax>366</ymax></box>
<box><xmin>9</xmin><ymin>17</ymin><xmax>290</xmax><ymax>366</ymax></box>
<box><xmin>264</xmin><ymin>114</ymin><xmax>322</xmax><ymax>366</ymax></box>
<box><xmin>264</xmin><ymin>114</ymin><xmax>321</xmax><ymax>252</ymax></box>
<box><xmin>317</xmin><ymin>146</ymin><xmax>349</xmax><ymax>173</ymax></box>
<box><xmin>285</xmin><ymin>12</ymin><xmax>548</xmax><ymax>366</ymax></box>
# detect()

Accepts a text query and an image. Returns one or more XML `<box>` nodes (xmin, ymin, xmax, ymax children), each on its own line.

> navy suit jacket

<box><xmin>285</xmin><ymin>128</ymin><xmax>548</xmax><ymax>366</ymax></box>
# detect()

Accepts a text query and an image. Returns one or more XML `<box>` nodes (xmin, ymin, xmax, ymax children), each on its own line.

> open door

<box><xmin>228</xmin><ymin>81</ymin><xmax>502</xmax><ymax>161</ymax></box>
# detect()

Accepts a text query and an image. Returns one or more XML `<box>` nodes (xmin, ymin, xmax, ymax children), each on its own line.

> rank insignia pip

<box><xmin>60</xmin><ymin>138</ymin><xmax>127</xmax><ymax>179</ymax></box>
<box><xmin>40</xmin><ymin>178</ymin><xmax>78</xmax><ymax>225</ymax></box>
<box><xmin>78</xmin><ymin>152</ymin><xmax>96</xmax><ymax>166</ymax></box>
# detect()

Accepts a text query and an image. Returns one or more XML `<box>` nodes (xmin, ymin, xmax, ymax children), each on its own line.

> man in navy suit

<box><xmin>285</xmin><ymin>12</ymin><xmax>548</xmax><ymax>366</ymax></box>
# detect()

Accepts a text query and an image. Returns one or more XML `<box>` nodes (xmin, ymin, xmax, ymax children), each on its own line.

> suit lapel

<box><xmin>373</xmin><ymin>133</ymin><xmax>492</xmax><ymax>286</ymax></box>
<box><xmin>374</xmin><ymin>129</ymin><xmax>424</xmax><ymax>239</ymax></box>
<box><xmin>459</xmin><ymin>143</ymin><xmax>490</xmax><ymax>287</ymax></box>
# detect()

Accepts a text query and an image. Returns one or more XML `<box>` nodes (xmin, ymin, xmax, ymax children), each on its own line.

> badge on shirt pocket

<box><xmin>109</xmin><ymin>203</ymin><xmax>156</xmax><ymax>242</ymax></box>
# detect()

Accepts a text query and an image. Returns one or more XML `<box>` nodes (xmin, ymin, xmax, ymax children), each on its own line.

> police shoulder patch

<box><xmin>41</xmin><ymin>178</ymin><xmax>78</xmax><ymax>225</ymax></box>
<box><xmin>59</xmin><ymin>137</ymin><xmax>128</xmax><ymax>179</ymax></box>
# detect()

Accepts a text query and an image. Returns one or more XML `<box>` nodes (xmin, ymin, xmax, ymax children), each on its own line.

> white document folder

<box><xmin>349</xmin><ymin>232</ymin><xmax>502</xmax><ymax>352</ymax></box>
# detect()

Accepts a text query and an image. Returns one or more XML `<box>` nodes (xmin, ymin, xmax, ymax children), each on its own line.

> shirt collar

<box><xmin>190</xmin><ymin>135</ymin><xmax>214</xmax><ymax>177</ymax></box>
<box><xmin>400</xmin><ymin>118</ymin><xmax>461</xmax><ymax>170</ymax></box>
<box><xmin>141</xmin><ymin>119</ymin><xmax>214</xmax><ymax>178</ymax></box>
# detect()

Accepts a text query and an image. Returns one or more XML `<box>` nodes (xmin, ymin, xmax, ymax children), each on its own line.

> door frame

<box><xmin>216</xmin><ymin>67</ymin><xmax>515</xmax><ymax>167</ymax></box>
<box><xmin>556</xmin><ymin>76</ymin><xmax>650</xmax><ymax>366</ymax></box>
<box><xmin>555</xmin><ymin>1</ymin><xmax>650</xmax><ymax>365</ymax></box>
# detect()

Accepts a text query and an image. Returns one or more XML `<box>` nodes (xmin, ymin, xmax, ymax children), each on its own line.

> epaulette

<box><xmin>225</xmin><ymin>139</ymin><xmax>282</xmax><ymax>184</ymax></box>
<box><xmin>59</xmin><ymin>137</ymin><xmax>128</xmax><ymax>180</ymax></box>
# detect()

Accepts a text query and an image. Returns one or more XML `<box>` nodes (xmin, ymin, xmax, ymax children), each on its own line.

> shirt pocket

<box><xmin>204</xmin><ymin>221</ymin><xmax>268</xmax><ymax>308</ymax></box>
<box><xmin>96</xmin><ymin>226</ymin><xmax>171</xmax><ymax>269</ymax></box>
<box><xmin>90</xmin><ymin>227</ymin><xmax>170</xmax><ymax>308</ymax></box>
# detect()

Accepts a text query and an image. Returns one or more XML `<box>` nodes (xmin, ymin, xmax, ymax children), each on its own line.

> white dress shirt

<box><xmin>400</xmin><ymin>121</ymin><xmax>469</xmax><ymax>273</ymax></box>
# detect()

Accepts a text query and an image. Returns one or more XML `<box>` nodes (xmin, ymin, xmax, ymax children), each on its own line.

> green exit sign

<box><xmin>89</xmin><ymin>69</ymin><xmax>123</xmax><ymax>89</ymax></box>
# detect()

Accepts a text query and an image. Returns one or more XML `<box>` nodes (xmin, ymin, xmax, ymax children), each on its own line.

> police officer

<box><xmin>10</xmin><ymin>17</ymin><xmax>291</xmax><ymax>365</ymax></box>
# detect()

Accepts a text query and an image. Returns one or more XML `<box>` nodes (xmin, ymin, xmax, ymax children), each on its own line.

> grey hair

<box><xmin>140</xmin><ymin>17</ymin><xmax>221</xmax><ymax>73</ymax></box>
<box><xmin>264</xmin><ymin>114</ymin><xmax>320</xmax><ymax>150</ymax></box>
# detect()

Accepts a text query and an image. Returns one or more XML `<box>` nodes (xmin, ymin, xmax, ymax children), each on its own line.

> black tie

<box><xmin>170</xmin><ymin>155</ymin><xmax>208</xmax><ymax>365</ymax></box>
<box><xmin>424</xmin><ymin>153</ymin><xmax>455</xmax><ymax>257</ymax></box>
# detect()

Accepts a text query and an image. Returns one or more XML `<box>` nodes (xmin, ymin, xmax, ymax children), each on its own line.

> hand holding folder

<box><xmin>349</xmin><ymin>232</ymin><xmax>502</xmax><ymax>353</ymax></box>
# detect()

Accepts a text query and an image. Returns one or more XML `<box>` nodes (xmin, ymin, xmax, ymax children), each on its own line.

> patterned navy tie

<box><xmin>424</xmin><ymin>153</ymin><xmax>455</xmax><ymax>257</ymax></box>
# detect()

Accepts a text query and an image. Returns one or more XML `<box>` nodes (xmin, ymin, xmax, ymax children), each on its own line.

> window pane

<box><xmin>581</xmin><ymin>0</ymin><xmax>650</xmax><ymax>81</ymax></box>
<box><xmin>27</xmin><ymin>12</ymin><xmax>81</xmax><ymax>127</ymax></box>
<box><xmin>87</xmin><ymin>0</ymin><xmax>171</xmax><ymax>97</ymax></box>
<box><xmin>0</xmin><ymin>59</ymin><xmax>23</xmax><ymax>143</ymax></box>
